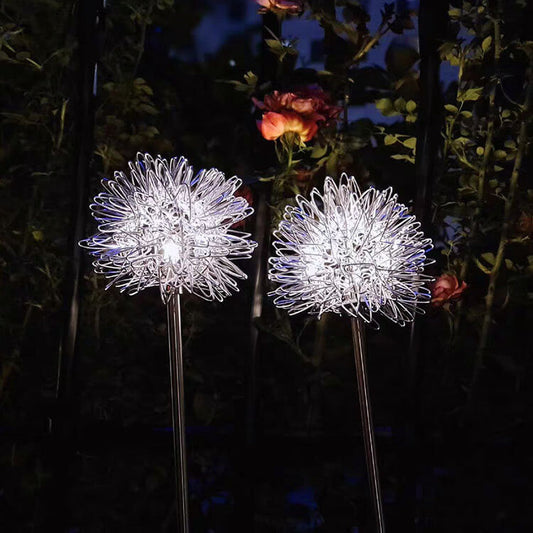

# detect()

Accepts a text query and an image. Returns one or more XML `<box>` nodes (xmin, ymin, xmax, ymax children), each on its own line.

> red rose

<box><xmin>294</xmin><ymin>84</ymin><xmax>342</xmax><ymax>123</ymax></box>
<box><xmin>431</xmin><ymin>274</ymin><xmax>467</xmax><ymax>307</ymax></box>
<box><xmin>517</xmin><ymin>212</ymin><xmax>533</xmax><ymax>237</ymax></box>
<box><xmin>254</xmin><ymin>86</ymin><xmax>341</xmax><ymax>143</ymax></box>
<box><xmin>254</xmin><ymin>87</ymin><xmax>341</xmax><ymax>124</ymax></box>
<box><xmin>256</xmin><ymin>0</ymin><xmax>304</xmax><ymax>15</ymax></box>
<box><xmin>257</xmin><ymin>111</ymin><xmax>318</xmax><ymax>142</ymax></box>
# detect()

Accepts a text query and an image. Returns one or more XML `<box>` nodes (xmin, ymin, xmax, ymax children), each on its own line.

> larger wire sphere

<box><xmin>268</xmin><ymin>175</ymin><xmax>433</xmax><ymax>325</ymax></box>
<box><xmin>80</xmin><ymin>153</ymin><xmax>257</xmax><ymax>303</ymax></box>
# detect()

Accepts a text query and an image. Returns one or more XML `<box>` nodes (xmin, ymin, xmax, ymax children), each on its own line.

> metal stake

<box><xmin>167</xmin><ymin>292</ymin><xmax>189</xmax><ymax>532</ymax></box>
<box><xmin>351</xmin><ymin>318</ymin><xmax>386</xmax><ymax>533</ymax></box>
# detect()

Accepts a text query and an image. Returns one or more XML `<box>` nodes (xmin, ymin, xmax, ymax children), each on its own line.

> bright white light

<box><xmin>162</xmin><ymin>240</ymin><xmax>182</xmax><ymax>262</ymax></box>
<box><xmin>268</xmin><ymin>175</ymin><xmax>433</xmax><ymax>325</ymax></box>
<box><xmin>80</xmin><ymin>153</ymin><xmax>257</xmax><ymax>302</ymax></box>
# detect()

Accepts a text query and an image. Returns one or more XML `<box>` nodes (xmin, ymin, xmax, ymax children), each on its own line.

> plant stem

<box><xmin>351</xmin><ymin>21</ymin><xmax>390</xmax><ymax>66</ymax></box>
<box><xmin>286</xmin><ymin>138</ymin><xmax>294</xmax><ymax>169</ymax></box>
<box><xmin>461</xmin><ymin>17</ymin><xmax>501</xmax><ymax>279</ymax></box>
<box><xmin>469</xmin><ymin>56</ymin><xmax>532</xmax><ymax>401</ymax></box>
<box><xmin>454</xmin><ymin>14</ymin><xmax>501</xmax><ymax>336</ymax></box>
<box><xmin>343</xmin><ymin>83</ymin><xmax>349</xmax><ymax>130</ymax></box>
<box><xmin>133</xmin><ymin>0</ymin><xmax>155</xmax><ymax>77</ymax></box>
<box><xmin>477</xmin><ymin>31</ymin><xmax>501</xmax><ymax>202</ymax></box>
<box><xmin>443</xmin><ymin>100</ymin><xmax>464</xmax><ymax>160</ymax></box>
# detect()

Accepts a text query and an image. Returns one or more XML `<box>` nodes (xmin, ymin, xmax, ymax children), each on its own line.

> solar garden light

<box><xmin>268</xmin><ymin>175</ymin><xmax>433</xmax><ymax>532</ymax></box>
<box><xmin>80</xmin><ymin>153</ymin><xmax>257</xmax><ymax>532</ymax></box>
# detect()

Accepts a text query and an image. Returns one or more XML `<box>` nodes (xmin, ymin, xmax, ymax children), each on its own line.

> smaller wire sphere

<box><xmin>268</xmin><ymin>175</ymin><xmax>433</xmax><ymax>325</ymax></box>
<box><xmin>80</xmin><ymin>153</ymin><xmax>257</xmax><ymax>302</ymax></box>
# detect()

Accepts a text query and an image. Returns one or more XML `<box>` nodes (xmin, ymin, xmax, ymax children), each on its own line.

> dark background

<box><xmin>1</xmin><ymin>0</ymin><xmax>532</xmax><ymax>531</ymax></box>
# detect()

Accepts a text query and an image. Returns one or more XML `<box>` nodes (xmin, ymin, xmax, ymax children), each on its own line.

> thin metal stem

<box><xmin>246</xmin><ymin>186</ymin><xmax>269</xmax><ymax>447</ymax></box>
<box><xmin>167</xmin><ymin>292</ymin><xmax>189</xmax><ymax>532</ymax></box>
<box><xmin>351</xmin><ymin>318</ymin><xmax>386</xmax><ymax>533</ymax></box>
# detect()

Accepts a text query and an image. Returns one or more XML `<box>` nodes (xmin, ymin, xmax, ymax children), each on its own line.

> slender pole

<box><xmin>246</xmin><ymin>185</ymin><xmax>269</xmax><ymax>446</ymax></box>
<box><xmin>351</xmin><ymin>318</ymin><xmax>385</xmax><ymax>533</ymax></box>
<box><xmin>166</xmin><ymin>292</ymin><xmax>189</xmax><ymax>532</ymax></box>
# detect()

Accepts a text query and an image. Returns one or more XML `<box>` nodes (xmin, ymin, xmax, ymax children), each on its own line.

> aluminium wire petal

<box><xmin>80</xmin><ymin>153</ymin><xmax>257</xmax><ymax>303</ymax></box>
<box><xmin>268</xmin><ymin>174</ymin><xmax>433</xmax><ymax>325</ymax></box>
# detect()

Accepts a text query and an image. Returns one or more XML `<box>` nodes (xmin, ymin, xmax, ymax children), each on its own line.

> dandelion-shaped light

<box><xmin>268</xmin><ymin>174</ymin><xmax>433</xmax><ymax>533</ymax></box>
<box><xmin>268</xmin><ymin>175</ymin><xmax>433</xmax><ymax>326</ymax></box>
<box><xmin>81</xmin><ymin>153</ymin><xmax>257</xmax><ymax>303</ymax></box>
<box><xmin>80</xmin><ymin>153</ymin><xmax>256</xmax><ymax>533</ymax></box>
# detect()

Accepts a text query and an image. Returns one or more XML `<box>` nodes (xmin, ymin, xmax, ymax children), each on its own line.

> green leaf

<box><xmin>219</xmin><ymin>79</ymin><xmax>252</xmax><ymax>93</ymax></box>
<box><xmin>445</xmin><ymin>104</ymin><xmax>459</xmax><ymax>113</ymax></box>
<box><xmin>375</xmin><ymin>98</ymin><xmax>399</xmax><ymax>116</ymax></box>
<box><xmin>481</xmin><ymin>36</ymin><xmax>492</xmax><ymax>53</ymax></box>
<box><xmin>448</xmin><ymin>7</ymin><xmax>461</xmax><ymax>18</ymax></box>
<box><xmin>32</xmin><ymin>230</ymin><xmax>43</xmax><ymax>241</ymax></box>
<box><xmin>265</xmin><ymin>39</ymin><xmax>283</xmax><ymax>52</ymax></box>
<box><xmin>265</xmin><ymin>37</ymin><xmax>298</xmax><ymax>59</ymax></box>
<box><xmin>384</xmin><ymin>135</ymin><xmax>397</xmax><ymax>146</ymax></box>
<box><xmin>315</xmin><ymin>156</ymin><xmax>329</xmax><ymax>169</ymax></box>
<box><xmin>403</xmin><ymin>137</ymin><xmax>417</xmax><ymax>149</ymax></box>
<box><xmin>310</xmin><ymin>143</ymin><xmax>328</xmax><ymax>159</ymax></box>
<box><xmin>406</xmin><ymin>100</ymin><xmax>417</xmax><ymax>113</ymax></box>
<box><xmin>244</xmin><ymin>71</ymin><xmax>258</xmax><ymax>87</ymax></box>
<box><xmin>138</xmin><ymin>103</ymin><xmax>158</xmax><ymax>115</ymax></box>
<box><xmin>504</xmin><ymin>139</ymin><xmax>517</xmax><ymax>150</ymax></box>
<box><xmin>481</xmin><ymin>252</ymin><xmax>496</xmax><ymax>265</ymax></box>
<box><xmin>474</xmin><ymin>257</ymin><xmax>492</xmax><ymax>274</ymax></box>
<box><xmin>439</xmin><ymin>41</ymin><xmax>460</xmax><ymax>64</ymax></box>
<box><xmin>504</xmin><ymin>259</ymin><xmax>515</xmax><ymax>271</ymax></box>
<box><xmin>453</xmin><ymin>137</ymin><xmax>470</xmax><ymax>145</ymax></box>
<box><xmin>24</xmin><ymin>57</ymin><xmax>42</xmax><ymax>70</ymax></box>
<box><xmin>138</xmin><ymin>84</ymin><xmax>153</xmax><ymax>96</ymax></box>
<box><xmin>493</xmin><ymin>149</ymin><xmax>507</xmax><ymax>160</ymax></box>
<box><xmin>391</xmin><ymin>154</ymin><xmax>415</xmax><ymax>163</ymax></box>
<box><xmin>458</xmin><ymin>87</ymin><xmax>483</xmax><ymax>102</ymax></box>
<box><xmin>393</xmin><ymin>97</ymin><xmax>406</xmax><ymax>112</ymax></box>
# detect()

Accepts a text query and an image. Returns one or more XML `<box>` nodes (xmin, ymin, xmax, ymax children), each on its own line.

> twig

<box><xmin>468</xmin><ymin>54</ymin><xmax>532</xmax><ymax>402</ymax></box>
<box><xmin>351</xmin><ymin>21</ymin><xmax>391</xmax><ymax>66</ymax></box>
<box><xmin>454</xmin><ymin>14</ymin><xmax>501</xmax><ymax>336</ymax></box>
<box><xmin>132</xmin><ymin>0</ymin><xmax>155</xmax><ymax>77</ymax></box>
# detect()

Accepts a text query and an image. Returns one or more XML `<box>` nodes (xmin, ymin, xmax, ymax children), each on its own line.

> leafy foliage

<box><xmin>1</xmin><ymin>0</ymin><xmax>532</xmax><ymax>531</ymax></box>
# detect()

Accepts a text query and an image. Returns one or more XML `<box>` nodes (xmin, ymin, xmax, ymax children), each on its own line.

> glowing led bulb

<box><xmin>81</xmin><ymin>153</ymin><xmax>257</xmax><ymax>302</ymax></box>
<box><xmin>162</xmin><ymin>240</ymin><xmax>182</xmax><ymax>262</ymax></box>
<box><xmin>268</xmin><ymin>175</ymin><xmax>433</xmax><ymax>325</ymax></box>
